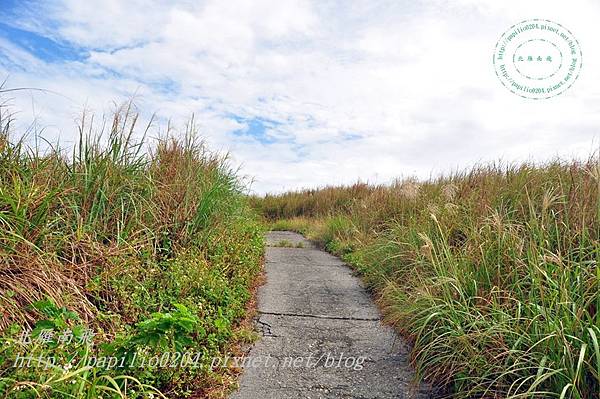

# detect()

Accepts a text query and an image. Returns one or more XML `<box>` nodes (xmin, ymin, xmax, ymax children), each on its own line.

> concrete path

<box><xmin>230</xmin><ymin>231</ymin><xmax>432</xmax><ymax>399</ymax></box>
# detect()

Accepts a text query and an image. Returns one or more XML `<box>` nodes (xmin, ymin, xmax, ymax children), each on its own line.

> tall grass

<box><xmin>0</xmin><ymin>101</ymin><xmax>264</xmax><ymax>398</ymax></box>
<box><xmin>256</xmin><ymin>161</ymin><xmax>600</xmax><ymax>398</ymax></box>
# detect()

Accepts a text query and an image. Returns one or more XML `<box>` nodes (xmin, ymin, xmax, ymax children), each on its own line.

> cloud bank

<box><xmin>1</xmin><ymin>0</ymin><xmax>599</xmax><ymax>193</ymax></box>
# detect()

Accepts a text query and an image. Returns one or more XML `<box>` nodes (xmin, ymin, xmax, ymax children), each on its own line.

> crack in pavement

<box><xmin>258</xmin><ymin>310</ymin><xmax>380</xmax><ymax>322</ymax></box>
<box><xmin>255</xmin><ymin>318</ymin><xmax>278</xmax><ymax>337</ymax></box>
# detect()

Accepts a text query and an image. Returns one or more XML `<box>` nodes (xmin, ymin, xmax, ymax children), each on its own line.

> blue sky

<box><xmin>0</xmin><ymin>22</ymin><xmax>83</xmax><ymax>63</ymax></box>
<box><xmin>0</xmin><ymin>0</ymin><xmax>599</xmax><ymax>193</ymax></box>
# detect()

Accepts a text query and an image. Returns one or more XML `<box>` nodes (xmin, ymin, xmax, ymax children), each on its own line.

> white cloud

<box><xmin>1</xmin><ymin>0</ymin><xmax>599</xmax><ymax>194</ymax></box>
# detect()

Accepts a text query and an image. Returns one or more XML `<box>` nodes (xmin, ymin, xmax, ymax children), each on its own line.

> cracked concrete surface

<box><xmin>230</xmin><ymin>231</ymin><xmax>433</xmax><ymax>399</ymax></box>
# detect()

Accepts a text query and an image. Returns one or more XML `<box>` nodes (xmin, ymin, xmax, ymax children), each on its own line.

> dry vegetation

<box><xmin>0</xmin><ymin>102</ymin><xmax>264</xmax><ymax>398</ymax></box>
<box><xmin>254</xmin><ymin>160</ymin><xmax>600</xmax><ymax>398</ymax></box>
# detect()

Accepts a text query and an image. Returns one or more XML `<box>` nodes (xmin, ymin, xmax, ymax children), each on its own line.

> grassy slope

<box><xmin>0</xmin><ymin>104</ymin><xmax>264</xmax><ymax>398</ymax></box>
<box><xmin>254</xmin><ymin>162</ymin><xmax>600</xmax><ymax>398</ymax></box>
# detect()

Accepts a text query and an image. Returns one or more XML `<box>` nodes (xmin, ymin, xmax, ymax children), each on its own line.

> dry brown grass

<box><xmin>255</xmin><ymin>157</ymin><xmax>600</xmax><ymax>398</ymax></box>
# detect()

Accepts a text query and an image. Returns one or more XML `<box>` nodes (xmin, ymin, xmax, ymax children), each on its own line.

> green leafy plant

<box><xmin>132</xmin><ymin>304</ymin><xmax>202</xmax><ymax>352</ymax></box>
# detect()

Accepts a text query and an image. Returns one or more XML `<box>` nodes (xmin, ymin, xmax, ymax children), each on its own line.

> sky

<box><xmin>0</xmin><ymin>0</ymin><xmax>599</xmax><ymax>194</ymax></box>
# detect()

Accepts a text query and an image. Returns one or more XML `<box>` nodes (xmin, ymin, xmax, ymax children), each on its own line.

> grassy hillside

<box><xmin>254</xmin><ymin>161</ymin><xmax>600</xmax><ymax>398</ymax></box>
<box><xmin>0</xmin><ymin>103</ymin><xmax>264</xmax><ymax>398</ymax></box>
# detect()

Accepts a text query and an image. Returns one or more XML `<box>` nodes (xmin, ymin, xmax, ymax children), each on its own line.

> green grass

<box><xmin>0</xmin><ymin>102</ymin><xmax>264</xmax><ymax>398</ymax></box>
<box><xmin>254</xmin><ymin>161</ymin><xmax>600</xmax><ymax>398</ymax></box>
<box><xmin>270</xmin><ymin>240</ymin><xmax>304</xmax><ymax>248</ymax></box>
